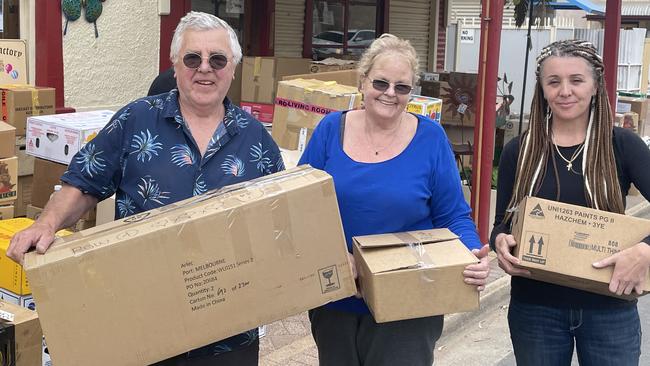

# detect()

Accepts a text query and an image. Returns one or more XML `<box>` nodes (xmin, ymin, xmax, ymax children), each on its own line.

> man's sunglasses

<box><xmin>182</xmin><ymin>52</ymin><xmax>228</xmax><ymax>70</ymax></box>
<box><xmin>371</xmin><ymin>79</ymin><xmax>413</xmax><ymax>95</ymax></box>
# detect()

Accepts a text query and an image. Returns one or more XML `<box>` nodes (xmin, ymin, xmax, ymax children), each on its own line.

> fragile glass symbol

<box><xmin>323</xmin><ymin>268</ymin><xmax>334</xmax><ymax>286</ymax></box>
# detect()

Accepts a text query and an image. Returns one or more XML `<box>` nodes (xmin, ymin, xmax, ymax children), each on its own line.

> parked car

<box><xmin>312</xmin><ymin>29</ymin><xmax>376</xmax><ymax>60</ymax></box>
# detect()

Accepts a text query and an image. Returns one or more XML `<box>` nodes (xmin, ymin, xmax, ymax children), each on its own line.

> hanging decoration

<box><xmin>61</xmin><ymin>0</ymin><xmax>104</xmax><ymax>38</ymax></box>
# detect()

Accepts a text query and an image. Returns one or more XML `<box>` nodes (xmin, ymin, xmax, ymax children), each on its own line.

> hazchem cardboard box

<box><xmin>512</xmin><ymin>196</ymin><xmax>650</xmax><ymax>298</ymax></box>
<box><xmin>353</xmin><ymin>229</ymin><xmax>479</xmax><ymax>323</ymax></box>
<box><xmin>0</xmin><ymin>205</ymin><xmax>14</xmax><ymax>220</ymax></box>
<box><xmin>272</xmin><ymin>79</ymin><xmax>361</xmax><ymax>151</ymax></box>
<box><xmin>241</xmin><ymin>57</ymin><xmax>312</xmax><ymax>104</ymax></box>
<box><xmin>26</xmin><ymin>110</ymin><xmax>114</xmax><ymax>165</ymax></box>
<box><xmin>0</xmin><ymin>299</ymin><xmax>42</xmax><ymax>366</ymax></box>
<box><xmin>0</xmin><ymin>156</ymin><xmax>17</xmax><ymax>204</ymax></box>
<box><xmin>31</xmin><ymin>158</ymin><xmax>68</xmax><ymax>209</ymax></box>
<box><xmin>0</xmin><ymin>218</ymin><xmax>72</xmax><ymax>296</ymax></box>
<box><xmin>407</xmin><ymin>95</ymin><xmax>442</xmax><ymax>123</ymax></box>
<box><xmin>0</xmin><ymin>121</ymin><xmax>16</xmax><ymax>158</ymax></box>
<box><xmin>24</xmin><ymin>166</ymin><xmax>355</xmax><ymax>366</ymax></box>
<box><xmin>283</xmin><ymin>69</ymin><xmax>359</xmax><ymax>88</ymax></box>
<box><xmin>1</xmin><ymin>86</ymin><xmax>55</xmax><ymax>135</ymax></box>
<box><xmin>310</xmin><ymin>58</ymin><xmax>357</xmax><ymax>73</ymax></box>
<box><xmin>0</xmin><ymin>40</ymin><xmax>28</xmax><ymax>85</ymax></box>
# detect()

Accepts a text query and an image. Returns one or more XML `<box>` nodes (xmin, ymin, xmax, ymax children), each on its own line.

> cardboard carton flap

<box><xmin>353</xmin><ymin>228</ymin><xmax>458</xmax><ymax>249</ymax></box>
<box><xmin>358</xmin><ymin>240</ymin><xmax>477</xmax><ymax>274</ymax></box>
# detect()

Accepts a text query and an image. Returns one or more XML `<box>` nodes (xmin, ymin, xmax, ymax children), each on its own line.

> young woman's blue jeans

<box><xmin>508</xmin><ymin>298</ymin><xmax>641</xmax><ymax>366</ymax></box>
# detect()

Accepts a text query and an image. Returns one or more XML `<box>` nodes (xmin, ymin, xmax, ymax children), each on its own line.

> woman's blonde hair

<box><xmin>502</xmin><ymin>39</ymin><xmax>624</xmax><ymax>224</ymax></box>
<box><xmin>357</xmin><ymin>33</ymin><xmax>419</xmax><ymax>87</ymax></box>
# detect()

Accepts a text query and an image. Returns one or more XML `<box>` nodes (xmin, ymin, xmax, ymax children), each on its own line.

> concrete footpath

<box><xmin>259</xmin><ymin>197</ymin><xmax>650</xmax><ymax>366</ymax></box>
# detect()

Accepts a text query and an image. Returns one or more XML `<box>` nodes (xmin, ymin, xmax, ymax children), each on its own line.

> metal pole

<box><xmin>517</xmin><ymin>0</ymin><xmax>535</xmax><ymax>135</ymax></box>
<box><xmin>471</xmin><ymin>0</ymin><xmax>504</xmax><ymax>243</ymax></box>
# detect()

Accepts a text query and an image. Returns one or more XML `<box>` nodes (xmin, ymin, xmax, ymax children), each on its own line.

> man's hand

<box><xmin>464</xmin><ymin>244</ymin><xmax>491</xmax><ymax>291</ymax></box>
<box><xmin>7</xmin><ymin>221</ymin><xmax>57</xmax><ymax>264</ymax></box>
<box><xmin>495</xmin><ymin>233</ymin><xmax>531</xmax><ymax>277</ymax></box>
<box><xmin>593</xmin><ymin>242</ymin><xmax>650</xmax><ymax>296</ymax></box>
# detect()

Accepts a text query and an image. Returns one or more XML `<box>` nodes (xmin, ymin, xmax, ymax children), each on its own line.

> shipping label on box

<box><xmin>0</xmin><ymin>299</ymin><xmax>43</xmax><ymax>366</ymax></box>
<box><xmin>23</xmin><ymin>166</ymin><xmax>356</xmax><ymax>366</ymax></box>
<box><xmin>1</xmin><ymin>86</ymin><xmax>55</xmax><ymax>136</ymax></box>
<box><xmin>272</xmin><ymin>79</ymin><xmax>361</xmax><ymax>151</ymax></box>
<box><xmin>512</xmin><ymin>196</ymin><xmax>650</xmax><ymax>298</ymax></box>
<box><xmin>407</xmin><ymin>95</ymin><xmax>442</xmax><ymax>123</ymax></box>
<box><xmin>0</xmin><ymin>156</ymin><xmax>17</xmax><ymax>204</ymax></box>
<box><xmin>26</xmin><ymin>110</ymin><xmax>114</xmax><ymax>165</ymax></box>
<box><xmin>0</xmin><ymin>121</ymin><xmax>16</xmax><ymax>158</ymax></box>
<box><xmin>353</xmin><ymin>229</ymin><xmax>479</xmax><ymax>323</ymax></box>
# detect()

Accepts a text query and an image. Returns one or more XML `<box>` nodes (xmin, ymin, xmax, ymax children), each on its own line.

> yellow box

<box><xmin>0</xmin><ymin>218</ymin><xmax>71</xmax><ymax>295</ymax></box>
<box><xmin>407</xmin><ymin>95</ymin><xmax>442</xmax><ymax>123</ymax></box>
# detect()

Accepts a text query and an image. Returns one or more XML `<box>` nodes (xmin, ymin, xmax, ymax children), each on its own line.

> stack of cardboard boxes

<box><xmin>0</xmin><ymin>122</ymin><xmax>17</xmax><ymax>219</ymax></box>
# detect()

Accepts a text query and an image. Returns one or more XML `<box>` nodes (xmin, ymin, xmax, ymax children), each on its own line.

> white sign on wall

<box><xmin>460</xmin><ymin>29</ymin><xmax>475</xmax><ymax>44</ymax></box>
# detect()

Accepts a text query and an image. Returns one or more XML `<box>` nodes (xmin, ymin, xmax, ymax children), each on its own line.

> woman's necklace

<box><xmin>364</xmin><ymin>113</ymin><xmax>404</xmax><ymax>156</ymax></box>
<box><xmin>553</xmin><ymin>142</ymin><xmax>585</xmax><ymax>171</ymax></box>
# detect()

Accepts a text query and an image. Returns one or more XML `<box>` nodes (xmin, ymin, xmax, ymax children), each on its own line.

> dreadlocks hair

<box><xmin>503</xmin><ymin>39</ymin><xmax>625</xmax><ymax>224</ymax></box>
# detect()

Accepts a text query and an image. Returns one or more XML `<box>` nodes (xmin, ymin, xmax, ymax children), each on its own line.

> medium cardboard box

<box><xmin>96</xmin><ymin>195</ymin><xmax>116</xmax><ymax>226</ymax></box>
<box><xmin>240</xmin><ymin>101</ymin><xmax>274</xmax><ymax>124</ymax></box>
<box><xmin>227</xmin><ymin>62</ymin><xmax>242</xmax><ymax>106</ymax></box>
<box><xmin>31</xmin><ymin>158</ymin><xmax>67</xmax><ymax>209</ymax></box>
<box><xmin>1</xmin><ymin>86</ymin><xmax>55</xmax><ymax>136</ymax></box>
<box><xmin>0</xmin><ymin>299</ymin><xmax>42</xmax><ymax>366</ymax></box>
<box><xmin>241</xmin><ymin>57</ymin><xmax>312</xmax><ymax>104</ymax></box>
<box><xmin>0</xmin><ymin>121</ymin><xmax>16</xmax><ymax>158</ymax></box>
<box><xmin>14</xmin><ymin>175</ymin><xmax>32</xmax><ymax>217</ymax></box>
<box><xmin>511</xmin><ymin>196</ymin><xmax>650</xmax><ymax>298</ymax></box>
<box><xmin>271</xmin><ymin>79</ymin><xmax>361</xmax><ymax>151</ymax></box>
<box><xmin>283</xmin><ymin>69</ymin><xmax>359</xmax><ymax>88</ymax></box>
<box><xmin>440</xmin><ymin>72</ymin><xmax>478</xmax><ymax>126</ymax></box>
<box><xmin>310</xmin><ymin>58</ymin><xmax>357</xmax><ymax>73</ymax></box>
<box><xmin>0</xmin><ymin>156</ymin><xmax>18</xmax><ymax>204</ymax></box>
<box><xmin>26</xmin><ymin>110</ymin><xmax>114</xmax><ymax>165</ymax></box>
<box><xmin>407</xmin><ymin>95</ymin><xmax>442</xmax><ymax>123</ymax></box>
<box><xmin>16</xmin><ymin>135</ymin><xmax>35</xmax><ymax>176</ymax></box>
<box><xmin>617</xmin><ymin>96</ymin><xmax>649</xmax><ymax>136</ymax></box>
<box><xmin>0</xmin><ymin>218</ymin><xmax>72</xmax><ymax>296</ymax></box>
<box><xmin>23</xmin><ymin>166</ymin><xmax>356</xmax><ymax>366</ymax></box>
<box><xmin>0</xmin><ymin>205</ymin><xmax>14</xmax><ymax>220</ymax></box>
<box><xmin>353</xmin><ymin>229</ymin><xmax>479</xmax><ymax>323</ymax></box>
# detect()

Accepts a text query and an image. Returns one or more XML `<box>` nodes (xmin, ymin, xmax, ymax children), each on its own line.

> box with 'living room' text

<box><xmin>353</xmin><ymin>229</ymin><xmax>479</xmax><ymax>323</ymax></box>
<box><xmin>26</xmin><ymin>110</ymin><xmax>114</xmax><ymax>165</ymax></box>
<box><xmin>512</xmin><ymin>196</ymin><xmax>650</xmax><ymax>298</ymax></box>
<box><xmin>23</xmin><ymin>166</ymin><xmax>355</xmax><ymax>366</ymax></box>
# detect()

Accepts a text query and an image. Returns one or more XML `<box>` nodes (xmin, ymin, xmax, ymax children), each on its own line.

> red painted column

<box><xmin>603</xmin><ymin>0</ymin><xmax>622</xmax><ymax>111</ymax></box>
<box><xmin>470</xmin><ymin>0</ymin><xmax>504</xmax><ymax>243</ymax></box>
<box><xmin>159</xmin><ymin>0</ymin><xmax>192</xmax><ymax>72</ymax></box>
<box><xmin>34</xmin><ymin>0</ymin><xmax>74</xmax><ymax>113</ymax></box>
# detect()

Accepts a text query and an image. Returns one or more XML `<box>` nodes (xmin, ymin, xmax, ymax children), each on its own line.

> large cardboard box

<box><xmin>617</xmin><ymin>96</ymin><xmax>649</xmax><ymax>136</ymax></box>
<box><xmin>14</xmin><ymin>175</ymin><xmax>32</xmax><ymax>217</ymax></box>
<box><xmin>0</xmin><ymin>218</ymin><xmax>72</xmax><ymax>296</ymax></box>
<box><xmin>353</xmin><ymin>229</ymin><xmax>479</xmax><ymax>323</ymax></box>
<box><xmin>24</xmin><ymin>166</ymin><xmax>356</xmax><ymax>366</ymax></box>
<box><xmin>283</xmin><ymin>69</ymin><xmax>359</xmax><ymax>88</ymax></box>
<box><xmin>0</xmin><ymin>121</ymin><xmax>16</xmax><ymax>158</ymax></box>
<box><xmin>0</xmin><ymin>299</ymin><xmax>42</xmax><ymax>366</ymax></box>
<box><xmin>241</xmin><ymin>57</ymin><xmax>312</xmax><ymax>104</ymax></box>
<box><xmin>0</xmin><ymin>40</ymin><xmax>28</xmax><ymax>85</ymax></box>
<box><xmin>272</xmin><ymin>79</ymin><xmax>361</xmax><ymax>151</ymax></box>
<box><xmin>0</xmin><ymin>156</ymin><xmax>17</xmax><ymax>205</ymax></box>
<box><xmin>26</xmin><ymin>110</ymin><xmax>114</xmax><ymax>165</ymax></box>
<box><xmin>310</xmin><ymin>58</ymin><xmax>357</xmax><ymax>73</ymax></box>
<box><xmin>511</xmin><ymin>196</ymin><xmax>650</xmax><ymax>298</ymax></box>
<box><xmin>31</xmin><ymin>158</ymin><xmax>67</xmax><ymax>209</ymax></box>
<box><xmin>1</xmin><ymin>86</ymin><xmax>55</xmax><ymax>136</ymax></box>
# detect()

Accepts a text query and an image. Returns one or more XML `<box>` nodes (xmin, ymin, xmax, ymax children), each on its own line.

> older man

<box><xmin>8</xmin><ymin>11</ymin><xmax>283</xmax><ymax>366</ymax></box>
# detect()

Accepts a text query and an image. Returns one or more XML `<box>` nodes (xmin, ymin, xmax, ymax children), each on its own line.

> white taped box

<box><xmin>26</xmin><ymin>110</ymin><xmax>114</xmax><ymax>164</ymax></box>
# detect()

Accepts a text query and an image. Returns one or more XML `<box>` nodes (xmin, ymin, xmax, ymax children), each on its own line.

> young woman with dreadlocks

<box><xmin>490</xmin><ymin>39</ymin><xmax>650</xmax><ymax>365</ymax></box>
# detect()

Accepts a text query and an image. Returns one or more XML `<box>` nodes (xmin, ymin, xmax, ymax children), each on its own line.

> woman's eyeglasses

<box><xmin>370</xmin><ymin>79</ymin><xmax>413</xmax><ymax>95</ymax></box>
<box><xmin>182</xmin><ymin>52</ymin><xmax>228</xmax><ymax>70</ymax></box>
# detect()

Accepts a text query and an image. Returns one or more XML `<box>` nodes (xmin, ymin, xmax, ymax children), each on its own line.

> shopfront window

<box><xmin>192</xmin><ymin>0</ymin><xmax>245</xmax><ymax>46</ymax></box>
<box><xmin>0</xmin><ymin>0</ymin><xmax>20</xmax><ymax>39</ymax></box>
<box><xmin>311</xmin><ymin>0</ymin><xmax>379</xmax><ymax>60</ymax></box>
